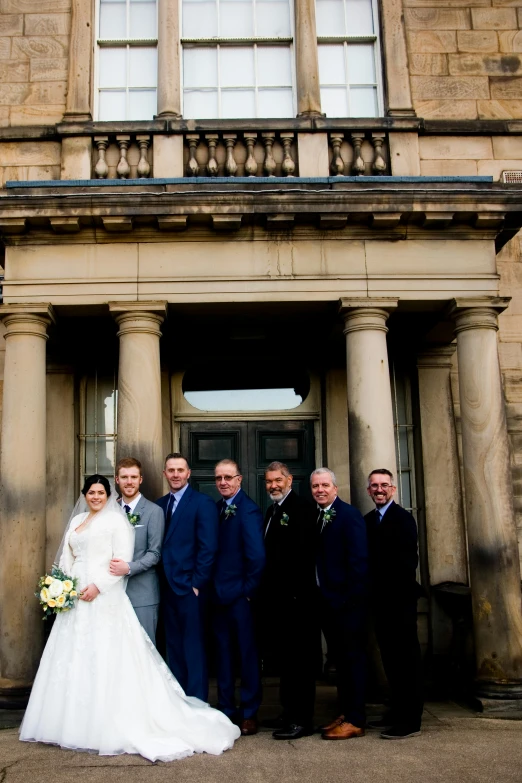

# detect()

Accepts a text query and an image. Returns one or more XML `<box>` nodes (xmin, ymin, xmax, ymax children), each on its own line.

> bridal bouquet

<box><xmin>36</xmin><ymin>565</ymin><xmax>79</xmax><ymax>619</ymax></box>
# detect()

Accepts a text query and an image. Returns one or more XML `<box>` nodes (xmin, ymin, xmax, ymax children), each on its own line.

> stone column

<box><xmin>380</xmin><ymin>0</ymin><xmax>415</xmax><ymax>117</ymax></box>
<box><xmin>417</xmin><ymin>345</ymin><xmax>468</xmax><ymax>587</ymax></box>
<box><xmin>0</xmin><ymin>305</ymin><xmax>55</xmax><ymax>705</ymax></box>
<box><xmin>157</xmin><ymin>0</ymin><xmax>182</xmax><ymax>118</ymax></box>
<box><xmin>294</xmin><ymin>0</ymin><xmax>322</xmax><ymax>117</ymax></box>
<box><xmin>63</xmin><ymin>0</ymin><xmax>93</xmax><ymax>122</ymax></box>
<box><xmin>109</xmin><ymin>303</ymin><xmax>167</xmax><ymax>501</ymax></box>
<box><xmin>452</xmin><ymin>297</ymin><xmax>522</xmax><ymax>702</ymax></box>
<box><xmin>340</xmin><ymin>298</ymin><xmax>398</xmax><ymax>516</ymax></box>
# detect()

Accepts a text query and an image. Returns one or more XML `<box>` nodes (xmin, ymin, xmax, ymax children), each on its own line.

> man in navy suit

<box><xmin>313</xmin><ymin>468</ymin><xmax>369</xmax><ymax>740</ymax></box>
<box><xmin>156</xmin><ymin>453</ymin><xmax>219</xmax><ymax>701</ymax></box>
<box><xmin>212</xmin><ymin>459</ymin><xmax>265</xmax><ymax>736</ymax></box>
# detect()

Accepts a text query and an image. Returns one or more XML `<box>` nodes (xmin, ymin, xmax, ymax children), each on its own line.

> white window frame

<box><xmin>95</xmin><ymin>0</ymin><xmax>158</xmax><ymax>121</ymax></box>
<box><xmin>180</xmin><ymin>0</ymin><xmax>296</xmax><ymax>119</ymax></box>
<box><xmin>316</xmin><ymin>0</ymin><xmax>384</xmax><ymax>117</ymax></box>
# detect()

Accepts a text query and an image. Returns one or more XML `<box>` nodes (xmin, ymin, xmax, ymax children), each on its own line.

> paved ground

<box><xmin>1</xmin><ymin>686</ymin><xmax>522</xmax><ymax>783</ymax></box>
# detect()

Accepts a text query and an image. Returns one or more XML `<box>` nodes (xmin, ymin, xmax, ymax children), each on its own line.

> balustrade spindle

<box><xmin>244</xmin><ymin>133</ymin><xmax>258</xmax><ymax>177</ymax></box>
<box><xmin>116</xmin><ymin>135</ymin><xmax>131</xmax><ymax>179</ymax></box>
<box><xmin>371</xmin><ymin>133</ymin><xmax>387</xmax><ymax>175</ymax></box>
<box><xmin>351</xmin><ymin>133</ymin><xmax>366</xmax><ymax>176</ymax></box>
<box><xmin>280</xmin><ymin>133</ymin><xmax>295</xmax><ymax>176</ymax></box>
<box><xmin>94</xmin><ymin>136</ymin><xmax>109</xmax><ymax>179</ymax></box>
<box><xmin>223</xmin><ymin>134</ymin><xmax>238</xmax><ymax>177</ymax></box>
<box><xmin>136</xmin><ymin>135</ymin><xmax>151</xmax><ymax>178</ymax></box>
<box><xmin>186</xmin><ymin>134</ymin><xmax>200</xmax><ymax>177</ymax></box>
<box><xmin>329</xmin><ymin>134</ymin><xmax>345</xmax><ymax>176</ymax></box>
<box><xmin>262</xmin><ymin>132</ymin><xmax>277</xmax><ymax>177</ymax></box>
<box><xmin>206</xmin><ymin>134</ymin><xmax>219</xmax><ymax>176</ymax></box>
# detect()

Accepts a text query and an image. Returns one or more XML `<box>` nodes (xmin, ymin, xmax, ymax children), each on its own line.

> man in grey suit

<box><xmin>109</xmin><ymin>457</ymin><xmax>165</xmax><ymax>643</ymax></box>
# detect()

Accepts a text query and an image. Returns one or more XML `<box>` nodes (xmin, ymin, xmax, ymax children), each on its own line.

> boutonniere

<box><xmin>224</xmin><ymin>504</ymin><xmax>237</xmax><ymax>519</ymax></box>
<box><xmin>127</xmin><ymin>512</ymin><xmax>141</xmax><ymax>526</ymax></box>
<box><xmin>280</xmin><ymin>513</ymin><xmax>289</xmax><ymax>526</ymax></box>
<box><xmin>322</xmin><ymin>508</ymin><xmax>336</xmax><ymax>524</ymax></box>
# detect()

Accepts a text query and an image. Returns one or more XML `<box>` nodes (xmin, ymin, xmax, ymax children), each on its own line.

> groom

<box><xmin>157</xmin><ymin>453</ymin><xmax>219</xmax><ymax>701</ymax></box>
<box><xmin>110</xmin><ymin>457</ymin><xmax>165</xmax><ymax>644</ymax></box>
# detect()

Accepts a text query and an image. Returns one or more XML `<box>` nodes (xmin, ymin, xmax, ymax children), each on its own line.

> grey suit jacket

<box><xmin>125</xmin><ymin>495</ymin><xmax>165</xmax><ymax>608</ymax></box>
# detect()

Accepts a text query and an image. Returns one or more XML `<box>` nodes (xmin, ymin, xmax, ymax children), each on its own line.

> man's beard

<box><xmin>269</xmin><ymin>490</ymin><xmax>285</xmax><ymax>502</ymax></box>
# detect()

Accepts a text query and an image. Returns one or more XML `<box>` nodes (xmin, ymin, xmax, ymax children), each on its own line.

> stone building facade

<box><xmin>1</xmin><ymin>0</ymin><xmax>522</xmax><ymax>709</ymax></box>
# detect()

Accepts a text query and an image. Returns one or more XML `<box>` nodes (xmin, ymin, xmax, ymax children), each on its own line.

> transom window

<box><xmin>96</xmin><ymin>0</ymin><xmax>158</xmax><ymax>121</ymax></box>
<box><xmin>316</xmin><ymin>0</ymin><xmax>381</xmax><ymax>117</ymax></box>
<box><xmin>182</xmin><ymin>0</ymin><xmax>294</xmax><ymax>119</ymax></box>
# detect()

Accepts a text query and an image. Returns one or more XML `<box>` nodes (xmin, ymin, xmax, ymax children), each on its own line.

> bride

<box><xmin>20</xmin><ymin>475</ymin><xmax>240</xmax><ymax>762</ymax></box>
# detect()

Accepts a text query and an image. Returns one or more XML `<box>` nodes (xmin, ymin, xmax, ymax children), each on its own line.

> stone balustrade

<box><xmin>183</xmin><ymin>130</ymin><xmax>298</xmax><ymax>178</ymax></box>
<box><xmin>93</xmin><ymin>134</ymin><xmax>152</xmax><ymax>180</ymax></box>
<box><xmin>328</xmin><ymin>131</ymin><xmax>388</xmax><ymax>176</ymax></box>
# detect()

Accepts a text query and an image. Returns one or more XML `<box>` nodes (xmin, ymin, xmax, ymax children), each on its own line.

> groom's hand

<box><xmin>110</xmin><ymin>558</ymin><xmax>131</xmax><ymax>576</ymax></box>
<box><xmin>80</xmin><ymin>583</ymin><xmax>100</xmax><ymax>602</ymax></box>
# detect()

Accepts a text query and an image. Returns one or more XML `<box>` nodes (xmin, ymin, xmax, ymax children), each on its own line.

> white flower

<box><xmin>49</xmin><ymin>579</ymin><xmax>64</xmax><ymax>598</ymax></box>
<box><xmin>40</xmin><ymin>587</ymin><xmax>50</xmax><ymax>603</ymax></box>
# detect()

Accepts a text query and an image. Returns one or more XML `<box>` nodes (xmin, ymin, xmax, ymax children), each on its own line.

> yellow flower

<box><xmin>70</xmin><ymin>590</ymin><xmax>77</xmax><ymax>598</ymax></box>
<box><xmin>56</xmin><ymin>594</ymin><xmax>66</xmax><ymax>607</ymax></box>
<box><xmin>62</xmin><ymin>607</ymin><xmax>70</xmax><ymax>612</ymax></box>
<box><xmin>63</xmin><ymin>580</ymin><xmax>73</xmax><ymax>592</ymax></box>
<box><xmin>40</xmin><ymin>587</ymin><xmax>50</xmax><ymax>603</ymax></box>
<box><xmin>47</xmin><ymin>599</ymin><xmax>57</xmax><ymax>608</ymax></box>
<box><xmin>44</xmin><ymin>576</ymin><xmax>53</xmax><ymax>586</ymax></box>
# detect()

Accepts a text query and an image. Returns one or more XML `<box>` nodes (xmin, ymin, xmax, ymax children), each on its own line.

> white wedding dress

<box><xmin>20</xmin><ymin>504</ymin><xmax>240</xmax><ymax>762</ymax></box>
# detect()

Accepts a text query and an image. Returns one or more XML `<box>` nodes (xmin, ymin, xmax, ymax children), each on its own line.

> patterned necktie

<box><xmin>166</xmin><ymin>494</ymin><xmax>175</xmax><ymax>526</ymax></box>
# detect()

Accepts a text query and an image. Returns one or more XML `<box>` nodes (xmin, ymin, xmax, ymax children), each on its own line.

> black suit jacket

<box><xmin>262</xmin><ymin>489</ymin><xmax>317</xmax><ymax>601</ymax></box>
<box><xmin>365</xmin><ymin>500</ymin><xmax>420</xmax><ymax>604</ymax></box>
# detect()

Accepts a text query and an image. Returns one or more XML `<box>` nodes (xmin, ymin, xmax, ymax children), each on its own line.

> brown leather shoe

<box><xmin>319</xmin><ymin>714</ymin><xmax>345</xmax><ymax>732</ymax></box>
<box><xmin>241</xmin><ymin>717</ymin><xmax>258</xmax><ymax>736</ymax></box>
<box><xmin>322</xmin><ymin>721</ymin><xmax>365</xmax><ymax>740</ymax></box>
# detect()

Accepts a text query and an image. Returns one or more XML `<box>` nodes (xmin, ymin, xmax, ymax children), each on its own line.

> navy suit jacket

<box><xmin>156</xmin><ymin>485</ymin><xmax>219</xmax><ymax>596</ymax></box>
<box><xmin>316</xmin><ymin>495</ymin><xmax>369</xmax><ymax>609</ymax></box>
<box><xmin>213</xmin><ymin>489</ymin><xmax>266</xmax><ymax>605</ymax></box>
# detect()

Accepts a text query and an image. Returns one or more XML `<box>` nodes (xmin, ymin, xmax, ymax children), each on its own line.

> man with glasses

<box><xmin>212</xmin><ymin>459</ymin><xmax>265</xmax><ymax>736</ymax></box>
<box><xmin>365</xmin><ymin>468</ymin><xmax>424</xmax><ymax>740</ymax></box>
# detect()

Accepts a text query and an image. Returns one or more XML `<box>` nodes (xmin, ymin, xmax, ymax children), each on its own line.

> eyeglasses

<box><xmin>369</xmin><ymin>483</ymin><xmax>393</xmax><ymax>490</ymax></box>
<box><xmin>215</xmin><ymin>475</ymin><xmax>240</xmax><ymax>482</ymax></box>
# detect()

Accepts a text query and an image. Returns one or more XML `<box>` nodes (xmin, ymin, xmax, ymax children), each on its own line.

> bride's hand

<box><xmin>80</xmin><ymin>583</ymin><xmax>100</xmax><ymax>602</ymax></box>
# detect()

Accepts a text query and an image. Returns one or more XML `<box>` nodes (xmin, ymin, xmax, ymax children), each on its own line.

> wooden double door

<box><xmin>180</xmin><ymin>420</ymin><xmax>316</xmax><ymax>515</ymax></box>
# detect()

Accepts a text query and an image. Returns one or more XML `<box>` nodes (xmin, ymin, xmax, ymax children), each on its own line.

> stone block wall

<box><xmin>0</xmin><ymin>0</ymin><xmax>70</xmax><ymax>128</ymax></box>
<box><xmin>404</xmin><ymin>0</ymin><xmax>522</xmax><ymax>120</ymax></box>
<box><xmin>419</xmin><ymin>134</ymin><xmax>522</xmax><ymax>177</ymax></box>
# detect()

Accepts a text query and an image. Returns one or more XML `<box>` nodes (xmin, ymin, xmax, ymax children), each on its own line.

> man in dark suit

<box><xmin>313</xmin><ymin>468</ymin><xmax>368</xmax><ymax>740</ymax></box>
<box><xmin>156</xmin><ymin>452</ymin><xmax>219</xmax><ymax>701</ymax></box>
<box><xmin>212</xmin><ymin>459</ymin><xmax>265</xmax><ymax>736</ymax></box>
<box><xmin>261</xmin><ymin>460</ymin><xmax>318</xmax><ymax>740</ymax></box>
<box><xmin>110</xmin><ymin>457</ymin><xmax>164</xmax><ymax>644</ymax></box>
<box><xmin>365</xmin><ymin>468</ymin><xmax>423</xmax><ymax>740</ymax></box>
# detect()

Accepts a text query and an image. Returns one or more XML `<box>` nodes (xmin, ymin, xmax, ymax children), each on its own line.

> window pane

<box><xmin>85</xmin><ymin>437</ymin><xmax>117</xmax><ymax>475</ymax></box>
<box><xmin>185</xmin><ymin>388</ymin><xmax>303</xmax><ymax>411</ymax></box>
<box><xmin>100</xmin><ymin>1</ymin><xmax>126</xmax><ymax>39</ymax></box>
<box><xmin>320</xmin><ymin>86</ymin><xmax>348</xmax><ymax>117</ymax></box>
<box><xmin>318</xmin><ymin>45</ymin><xmax>346</xmax><ymax>85</ymax></box>
<box><xmin>182</xmin><ymin>0</ymin><xmax>218</xmax><ymax>37</ymax></box>
<box><xmin>99</xmin><ymin>90</ymin><xmax>127</xmax><ymax>119</ymax></box>
<box><xmin>184</xmin><ymin>89</ymin><xmax>219</xmax><ymax>118</ymax></box>
<box><xmin>129</xmin><ymin>89</ymin><xmax>157</xmax><ymax>118</ymax></box>
<box><xmin>220</xmin><ymin>47</ymin><xmax>255</xmax><ymax>87</ymax></box>
<box><xmin>350</xmin><ymin>85</ymin><xmax>377</xmax><ymax>116</ymax></box>
<box><xmin>99</xmin><ymin>48</ymin><xmax>127</xmax><ymax>88</ymax></box>
<box><xmin>346</xmin><ymin>43</ymin><xmax>375</xmax><ymax>83</ymax></box>
<box><xmin>398</xmin><ymin>469</ymin><xmax>412</xmax><ymax>510</ymax></box>
<box><xmin>129</xmin><ymin>0</ymin><xmax>157</xmax><ymax>38</ymax></box>
<box><xmin>256</xmin><ymin>1</ymin><xmax>291</xmax><ymax>37</ymax></box>
<box><xmin>257</xmin><ymin>46</ymin><xmax>291</xmax><ymax>87</ymax></box>
<box><xmin>315</xmin><ymin>0</ymin><xmax>345</xmax><ymax>36</ymax></box>
<box><xmin>183</xmin><ymin>48</ymin><xmax>218</xmax><ymax>88</ymax></box>
<box><xmin>222</xmin><ymin>89</ymin><xmax>255</xmax><ymax>117</ymax></box>
<box><xmin>346</xmin><ymin>0</ymin><xmax>374</xmax><ymax>36</ymax></box>
<box><xmin>258</xmin><ymin>88</ymin><xmax>293</xmax><ymax>117</ymax></box>
<box><xmin>129</xmin><ymin>47</ymin><xmax>157</xmax><ymax>87</ymax></box>
<box><xmin>220</xmin><ymin>1</ymin><xmax>254</xmax><ymax>37</ymax></box>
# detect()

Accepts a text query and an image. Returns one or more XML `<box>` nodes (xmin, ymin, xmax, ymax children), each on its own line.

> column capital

<box><xmin>417</xmin><ymin>343</ymin><xmax>456</xmax><ymax>370</ymax></box>
<box><xmin>448</xmin><ymin>297</ymin><xmax>511</xmax><ymax>335</ymax></box>
<box><xmin>109</xmin><ymin>301</ymin><xmax>167</xmax><ymax>338</ymax></box>
<box><xmin>0</xmin><ymin>304</ymin><xmax>55</xmax><ymax>339</ymax></box>
<box><xmin>339</xmin><ymin>298</ymin><xmax>398</xmax><ymax>334</ymax></box>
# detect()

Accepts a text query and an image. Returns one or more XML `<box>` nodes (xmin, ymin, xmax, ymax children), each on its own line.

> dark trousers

<box><xmin>212</xmin><ymin>596</ymin><xmax>262</xmax><ymax>720</ymax></box>
<box><xmin>320</xmin><ymin>597</ymin><xmax>367</xmax><ymax>729</ymax></box>
<box><xmin>163</xmin><ymin>587</ymin><xmax>208</xmax><ymax>702</ymax></box>
<box><xmin>374</xmin><ymin>599</ymin><xmax>423</xmax><ymax>730</ymax></box>
<box><xmin>261</xmin><ymin>595</ymin><xmax>319</xmax><ymax>727</ymax></box>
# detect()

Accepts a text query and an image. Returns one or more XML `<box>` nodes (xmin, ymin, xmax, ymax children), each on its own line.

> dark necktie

<box><xmin>124</xmin><ymin>504</ymin><xmax>131</xmax><ymax>514</ymax></box>
<box><xmin>166</xmin><ymin>494</ymin><xmax>175</xmax><ymax>527</ymax></box>
<box><xmin>220</xmin><ymin>500</ymin><xmax>227</xmax><ymax>519</ymax></box>
<box><xmin>375</xmin><ymin>509</ymin><xmax>381</xmax><ymax>525</ymax></box>
<box><xmin>265</xmin><ymin>504</ymin><xmax>279</xmax><ymax>538</ymax></box>
<box><xmin>317</xmin><ymin>509</ymin><xmax>325</xmax><ymax>534</ymax></box>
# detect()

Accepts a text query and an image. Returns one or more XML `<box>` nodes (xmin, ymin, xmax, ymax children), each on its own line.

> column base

<box><xmin>475</xmin><ymin>679</ymin><xmax>522</xmax><ymax>700</ymax></box>
<box><xmin>473</xmin><ymin>698</ymin><xmax>522</xmax><ymax>718</ymax></box>
<box><xmin>0</xmin><ymin>683</ymin><xmax>32</xmax><ymax>709</ymax></box>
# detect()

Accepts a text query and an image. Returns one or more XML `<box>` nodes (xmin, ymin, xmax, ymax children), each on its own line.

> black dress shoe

<box><xmin>367</xmin><ymin>718</ymin><xmax>393</xmax><ymax>731</ymax></box>
<box><xmin>380</xmin><ymin>725</ymin><xmax>421</xmax><ymax>740</ymax></box>
<box><xmin>273</xmin><ymin>724</ymin><xmax>315</xmax><ymax>740</ymax></box>
<box><xmin>261</xmin><ymin>715</ymin><xmax>289</xmax><ymax>730</ymax></box>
